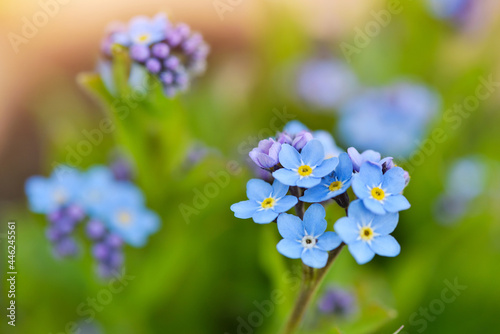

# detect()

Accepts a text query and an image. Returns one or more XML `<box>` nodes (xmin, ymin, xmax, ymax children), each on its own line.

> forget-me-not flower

<box><xmin>334</xmin><ymin>200</ymin><xmax>400</xmax><ymax>264</ymax></box>
<box><xmin>277</xmin><ymin>204</ymin><xmax>342</xmax><ymax>268</ymax></box>
<box><xmin>231</xmin><ymin>179</ymin><xmax>298</xmax><ymax>224</ymax></box>
<box><xmin>352</xmin><ymin>162</ymin><xmax>410</xmax><ymax>215</ymax></box>
<box><xmin>272</xmin><ymin>140</ymin><xmax>338</xmax><ymax>188</ymax></box>
<box><xmin>301</xmin><ymin>153</ymin><xmax>353</xmax><ymax>203</ymax></box>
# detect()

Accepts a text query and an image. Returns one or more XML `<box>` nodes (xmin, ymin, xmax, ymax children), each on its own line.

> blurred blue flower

<box><xmin>25</xmin><ymin>168</ymin><xmax>82</xmax><ymax>214</ymax></box>
<box><xmin>78</xmin><ymin>166</ymin><xmax>118</xmax><ymax>217</ymax></box>
<box><xmin>272</xmin><ymin>140</ymin><xmax>338</xmax><ymax>188</ymax></box>
<box><xmin>334</xmin><ymin>200</ymin><xmax>400</xmax><ymax>264</ymax></box>
<box><xmin>301</xmin><ymin>153</ymin><xmax>353</xmax><ymax>203</ymax></box>
<box><xmin>338</xmin><ymin>82</ymin><xmax>440</xmax><ymax>157</ymax></box>
<box><xmin>100</xmin><ymin>183</ymin><xmax>158</xmax><ymax>247</ymax></box>
<box><xmin>318</xmin><ymin>287</ymin><xmax>356</xmax><ymax>316</ymax></box>
<box><xmin>352</xmin><ymin>162</ymin><xmax>410</xmax><ymax>215</ymax></box>
<box><xmin>277</xmin><ymin>204</ymin><xmax>342</xmax><ymax>268</ymax></box>
<box><xmin>283</xmin><ymin>120</ymin><xmax>308</xmax><ymax>135</ymax></box>
<box><xmin>314</xmin><ymin>130</ymin><xmax>343</xmax><ymax>159</ymax></box>
<box><xmin>296</xmin><ymin>59</ymin><xmax>357</xmax><ymax>110</ymax></box>
<box><xmin>113</xmin><ymin>13</ymin><xmax>169</xmax><ymax>47</ymax></box>
<box><xmin>230</xmin><ymin>179</ymin><xmax>298</xmax><ymax>224</ymax></box>
<box><xmin>427</xmin><ymin>0</ymin><xmax>472</xmax><ymax>22</ymax></box>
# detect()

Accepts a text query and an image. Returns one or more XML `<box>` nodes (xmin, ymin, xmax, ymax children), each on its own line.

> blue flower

<box><xmin>78</xmin><ymin>166</ymin><xmax>121</xmax><ymax>216</ymax></box>
<box><xmin>300</xmin><ymin>153</ymin><xmax>353</xmax><ymax>203</ymax></box>
<box><xmin>314</xmin><ymin>130</ymin><xmax>343</xmax><ymax>159</ymax></box>
<box><xmin>276</xmin><ymin>204</ymin><xmax>342</xmax><ymax>268</ymax></box>
<box><xmin>352</xmin><ymin>162</ymin><xmax>410</xmax><ymax>215</ymax></box>
<box><xmin>230</xmin><ymin>179</ymin><xmax>298</xmax><ymax>224</ymax></box>
<box><xmin>283</xmin><ymin>120</ymin><xmax>308</xmax><ymax>135</ymax></box>
<box><xmin>334</xmin><ymin>200</ymin><xmax>400</xmax><ymax>264</ymax></box>
<box><xmin>347</xmin><ymin>147</ymin><xmax>382</xmax><ymax>172</ymax></box>
<box><xmin>118</xmin><ymin>13</ymin><xmax>169</xmax><ymax>46</ymax></box>
<box><xmin>427</xmin><ymin>0</ymin><xmax>472</xmax><ymax>21</ymax></box>
<box><xmin>25</xmin><ymin>168</ymin><xmax>82</xmax><ymax>214</ymax></box>
<box><xmin>272</xmin><ymin>140</ymin><xmax>338</xmax><ymax>188</ymax></box>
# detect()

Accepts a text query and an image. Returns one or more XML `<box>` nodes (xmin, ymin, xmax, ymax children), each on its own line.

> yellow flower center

<box><xmin>261</xmin><ymin>197</ymin><xmax>275</xmax><ymax>209</ymax></box>
<box><xmin>359</xmin><ymin>226</ymin><xmax>374</xmax><ymax>241</ymax></box>
<box><xmin>371</xmin><ymin>187</ymin><xmax>385</xmax><ymax>201</ymax></box>
<box><xmin>137</xmin><ymin>33</ymin><xmax>151</xmax><ymax>43</ymax></box>
<box><xmin>329</xmin><ymin>181</ymin><xmax>343</xmax><ymax>192</ymax></box>
<box><xmin>118</xmin><ymin>211</ymin><xmax>132</xmax><ymax>226</ymax></box>
<box><xmin>298</xmin><ymin>165</ymin><xmax>313</xmax><ymax>177</ymax></box>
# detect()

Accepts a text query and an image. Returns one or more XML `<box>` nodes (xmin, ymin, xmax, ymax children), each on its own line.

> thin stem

<box><xmin>281</xmin><ymin>244</ymin><xmax>345</xmax><ymax>334</ymax></box>
<box><xmin>290</xmin><ymin>187</ymin><xmax>304</xmax><ymax>219</ymax></box>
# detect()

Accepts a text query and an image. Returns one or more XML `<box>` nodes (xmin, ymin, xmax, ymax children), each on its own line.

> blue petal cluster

<box><xmin>232</xmin><ymin>121</ymin><xmax>412</xmax><ymax>267</ymax></box>
<box><xmin>25</xmin><ymin>165</ymin><xmax>160</xmax><ymax>277</ymax></box>
<box><xmin>100</xmin><ymin>13</ymin><xmax>209</xmax><ymax>97</ymax></box>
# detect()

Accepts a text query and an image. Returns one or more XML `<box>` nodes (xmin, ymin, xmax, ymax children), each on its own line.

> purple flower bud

<box><xmin>66</xmin><ymin>204</ymin><xmax>85</xmax><ymax>222</ymax></box>
<box><xmin>55</xmin><ymin>218</ymin><xmax>76</xmax><ymax>235</ymax></box>
<box><xmin>160</xmin><ymin>71</ymin><xmax>174</xmax><ymax>85</ymax></box>
<box><xmin>48</xmin><ymin>209</ymin><xmax>64</xmax><ymax>224</ymax></box>
<box><xmin>110</xmin><ymin>158</ymin><xmax>133</xmax><ymax>181</ymax></box>
<box><xmin>277</xmin><ymin>132</ymin><xmax>293</xmax><ymax>144</ymax></box>
<box><xmin>380</xmin><ymin>157</ymin><xmax>395</xmax><ymax>173</ymax></box>
<box><xmin>46</xmin><ymin>226</ymin><xmax>63</xmax><ymax>242</ymax></box>
<box><xmin>249</xmin><ymin>139</ymin><xmax>282</xmax><ymax>169</ymax></box>
<box><xmin>164</xmin><ymin>56</ymin><xmax>180</xmax><ymax>70</ymax></box>
<box><xmin>318</xmin><ymin>288</ymin><xmax>356</xmax><ymax>316</ymax></box>
<box><xmin>403</xmin><ymin>170</ymin><xmax>410</xmax><ymax>186</ymax></box>
<box><xmin>291</xmin><ymin>130</ymin><xmax>313</xmax><ymax>150</ymax></box>
<box><xmin>92</xmin><ymin>243</ymin><xmax>109</xmax><ymax>261</ymax></box>
<box><xmin>108</xmin><ymin>251</ymin><xmax>124</xmax><ymax>267</ymax></box>
<box><xmin>182</xmin><ymin>34</ymin><xmax>202</xmax><ymax>54</ymax></box>
<box><xmin>175</xmin><ymin>71</ymin><xmax>189</xmax><ymax>89</ymax></box>
<box><xmin>164</xmin><ymin>87</ymin><xmax>177</xmax><ymax>97</ymax></box>
<box><xmin>129</xmin><ymin>44</ymin><xmax>150</xmax><ymax>62</ymax></box>
<box><xmin>54</xmin><ymin>237</ymin><xmax>78</xmax><ymax>257</ymax></box>
<box><xmin>105</xmin><ymin>234</ymin><xmax>123</xmax><ymax>248</ymax></box>
<box><xmin>176</xmin><ymin>23</ymin><xmax>191</xmax><ymax>39</ymax></box>
<box><xmin>165</xmin><ymin>29</ymin><xmax>182</xmax><ymax>47</ymax></box>
<box><xmin>86</xmin><ymin>220</ymin><xmax>106</xmax><ymax>240</ymax></box>
<box><xmin>347</xmin><ymin>147</ymin><xmax>382</xmax><ymax>172</ymax></box>
<box><xmin>97</xmin><ymin>263</ymin><xmax>115</xmax><ymax>278</ymax></box>
<box><xmin>145</xmin><ymin>58</ymin><xmax>162</xmax><ymax>74</ymax></box>
<box><xmin>151</xmin><ymin>43</ymin><xmax>170</xmax><ymax>59</ymax></box>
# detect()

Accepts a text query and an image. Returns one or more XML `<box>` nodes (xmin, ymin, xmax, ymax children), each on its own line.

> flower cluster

<box><xmin>426</xmin><ymin>0</ymin><xmax>473</xmax><ymax>23</ymax></box>
<box><xmin>231</xmin><ymin>121</ymin><xmax>411</xmax><ymax>267</ymax></box>
<box><xmin>25</xmin><ymin>165</ymin><xmax>160</xmax><ymax>277</ymax></box>
<box><xmin>100</xmin><ymin>13</ymin><xmax>209</xmax><ymax>97</ymax></box>
<box><xmin>338</xmin><ymin>81</ymin><xmax>440</xmax><ymax>157</ymax></box>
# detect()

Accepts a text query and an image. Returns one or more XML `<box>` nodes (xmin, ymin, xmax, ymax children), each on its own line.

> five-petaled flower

<box><xmin>276</xmin><ymin>204</ymin><xmax>342</xmax><ymax>268</ymax></box>
<box><xmin>334</xmin><ymin>200</ymin><xmax>400</xmax><ymax>264</ymax></box>
<box><xmin>272</xmin><ymin>140</ymin><xmax>338</xmax><ymax>188</ymax></box>
<box><xmin>301</xmin><ymin>152</ymin><xmax>353</xmax><ymax>203</ymax></box>
<box><xmin>230</xmin><ymin>179</ymin><xmax>298</xmax><ymax>224</ymax></box>
<box><xmin>352</xmin><ymin>162</ymin><xmax>410</xmax><ymax>215</ymax></box>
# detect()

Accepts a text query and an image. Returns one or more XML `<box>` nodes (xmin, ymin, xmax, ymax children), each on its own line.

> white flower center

<box><xmin>301</xmin><ymin>235</ymin><xmax>317</xmax><ymax>249</ymax></box>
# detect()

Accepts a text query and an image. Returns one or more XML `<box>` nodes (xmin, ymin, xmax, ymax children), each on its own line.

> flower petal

<box><xmin>301</xmin><ymin>248</ymin><xmax>328</xmax><ymax>268</ymax></box>
<box><xmin>383</xmin><ymin>194</ymin><xmax>411</xmax><ymax>213</ymax></box>
<box><xmin>300</xmin><ymin>184</ymin><xmax>330</xmax><ymax>203</ymax></box>
<box><xmin>279</xmin><ymin>144</ymin><xmax>301</xmax><ymax>169</ymax></box>
<box><xmin>334</xmin><ymin>217</ymin><xmax>358</xmax><ymax>243</ymax></box>
<box><xmin>336</xmin><ymin>152</ymin><xmax>354</xmax><ymax>181</ymax></box>
<box><xmin>303</xmin><ymin>204</ymin><xmax>327</xmax><ymax>236</ymax></box>
<box><xmin>277</xmin><ymin>239</ymin><xmax>303</xmax><ymax>259</ymax></box>
<box><xmin>363</xmin><ymin>198</ymin><xmax>386</xmax><ymax>215</ymax></box>
<box><xmin>273</xmin><ymin>195</ymin><xmax>298</xmax><ymax>213</ymax></box>
<box><xmin>347</xmin><ymin>147</ymin><xmax>363</xmax><ymax>171</ymax></box>
<box><xmin>296</xmin><ymin>176</ymin><xmax>321</xmax><ymax>188</ymax></box>
<box><xmin>372</xmin><ymin>212</ymin><xmax>399</xmax><ymax>235</ymax></box>
<box><xmin>369</xmin><ymin>235</ymin><xmax>400</xmax><ymax>257</ymax></box>
<box><xmin>252</xmin><ymin>210</ymin><xmax>279</xmax><ymax>224</ymax></box>
<box><xmin>230</xmin><ymin>200</ymin><xmax>259</xmax><ymax>219</ymax></box>
<box><xmin>246</xmin><ymin>179</ymin><xmax>273</xmax><ymax>201</ymax></box>
<box><xmin>272</xmin><ymin>179</ymin><xmax>289</xmax><ymax>198</ymax></box>
<box><xmin>351</xmin><ymin>174</ymin><xmax>371</xmax><ymax>199</ymax></box>
<box><xmin>382</xmin><ymin>167</ymin><xmax>406</xmax><ymax>194</ymax></box>
<box><xmin>277</xmin><ymin>213</ymin><xmax>304</xmax><ymax>239</ymax></box>
<box><xmin>301</xmin><ymin>140</ymin><xmax>325</xmax><ymax>167</ymax></box>
<box><xmin>273</xmin><ymin>168</ymin><xmax>300</xmax><ymax>186</ymax></box>
<box><xmin>313</xmin><ymin>157</ymin><xmax>338</xmax><ymax>178</ymax></box>
<box><xmin>346</xmin><ymin>200</ymin><xmax>374</xmax><ymax>225</ymax></box>
<box><xmin>358</xmin><ymin>162</ymin><xmax>383</xmax><ymax>186</ymax></box>
<box><xmin>348</xmin><ymin>241</ymin><xmax>375</xmax><ymax>264</ymax></box>
<box><xmin>316</xmin><ymin>232</ymin><xmax>342</xmax><ymax>251</ymax></box>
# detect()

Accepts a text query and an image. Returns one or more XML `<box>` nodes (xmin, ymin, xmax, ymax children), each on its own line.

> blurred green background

<box><xmin>1</xmin><ymin>0</ymin><xmax>500</xmax><ymax>333</ymax></box>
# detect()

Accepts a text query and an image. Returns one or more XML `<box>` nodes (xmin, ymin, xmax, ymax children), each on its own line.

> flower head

<box><xmin>230</xmin><ymin>179</ymin><xmax>298</xmax><ymax>224</ymax></box>
<box><xmin>334</xmin><ymin>200</ymin><xmax>400</xmax><ymax>264</ymax></box>
<box><xmin>318</xmin><ymin>287</ymin><xmax>356</xmax><ymax>316</ymax></box>
<box><xmin>272</xmin><ymin>140</ymin><xmax>338</xmax><ymax>188</ymax></box>
<box><xmin>300</xmin><ymin>152</ymin><xmax>353</xmax><ymax>203</ymax></box>
<box><xmin>352</xmin><ymin>162</ymin><xmax>410</xmax><ymax>215</ymax></box>
<box><xmin>276</xmin><ymin>204</ymin><xmax>342</xmax><ymax>268</ymax></box>
<box><xmin>25</xmin><ymin>168</ymin><xmax>82</xmax><ymax>214</ymax></box>
<box><xmin>249</xmin><ymin>138</ymin><xmax>282</xmax><ymax>169</ymax></box>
